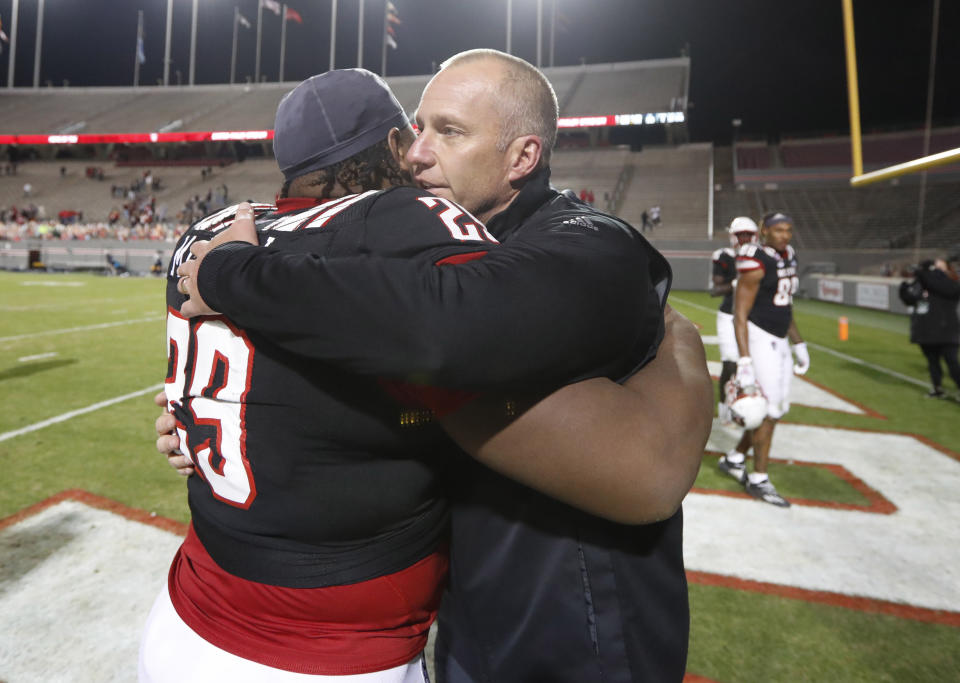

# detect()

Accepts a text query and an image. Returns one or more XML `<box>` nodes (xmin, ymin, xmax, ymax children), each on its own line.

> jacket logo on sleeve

<box><xmin>561</xmin><ymin>216</ymin><xmax>598</xmax><ymax>231</ymax></box>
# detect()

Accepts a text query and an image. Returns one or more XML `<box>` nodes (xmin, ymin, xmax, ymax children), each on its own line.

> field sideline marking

<box><xmin>0</xmin><ymin>383</ymin><xmax>164</xmax><ymax>443</ymax></box>
<box><xmin>0</xmin><ymin>315</ymin><xmax>163</xmax><ymax>343</ymax></box>
<box><xmin>669</xmin><ymin>295</ymin><xmax>929</xmax><ymax>389</ymax></box>
<box><xmin>19</xmin><ymin>352</ymin><xmax>59</xmax><ymax>362</ymax></box>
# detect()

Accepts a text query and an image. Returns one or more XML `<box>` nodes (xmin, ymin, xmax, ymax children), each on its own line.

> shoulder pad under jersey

<box><xmin>187</xmin><ymin>202</ymin><xmax>275</xmax><ymax>235</ymax></box>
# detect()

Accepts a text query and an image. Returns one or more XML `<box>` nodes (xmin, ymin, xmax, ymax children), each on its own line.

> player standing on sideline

<box><xmin>711</xmin><ymin>216</ymin><xmax>759</xmax><ymax>425</ymax></box>
<box><xmin>174</xmin><ymin>50</ymin><xmax>705</xmax><ymax>682</ymax></box>
<box><xmin>721</xmin><ymin>212</ymin><xmax>809</xmax><ymax>507</ymax></box>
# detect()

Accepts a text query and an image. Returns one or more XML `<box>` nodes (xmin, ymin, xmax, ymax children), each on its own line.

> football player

<box><xmin>719</xmin><ymin>212</ymin><xmax>809</xmax><ymax>507</ymax></box>
<box><xmin>711</xmin><ymin>216</ymin><xmax>759</xmax><ymax>422</ymax></box>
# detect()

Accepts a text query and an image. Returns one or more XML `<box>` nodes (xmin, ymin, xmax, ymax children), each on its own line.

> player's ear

<box><xmin>506</xmin><ymin>135</ymin><xmax>543</xmax><ymax>184</ymax></box>
<box><xmin>387</xmin><ymin>127</ymin><xmax>411</xmax><ymax>169</ymax></box>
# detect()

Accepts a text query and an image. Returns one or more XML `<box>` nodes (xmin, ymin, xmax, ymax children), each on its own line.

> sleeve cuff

<box><xmin>196</xmin><ymin>241</ymin><xmax>257</xmax><ymax>314</ymax></box>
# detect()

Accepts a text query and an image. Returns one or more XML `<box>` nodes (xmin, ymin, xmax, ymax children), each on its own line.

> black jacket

<box><xmin>906</xmin><ymin>266</ymin><xmax>960</xmax><ymax>345</ymax></box>
<box><xmin>434</xmin><ymin>173</ymin><xmax>685</xmax><ymax>683</ymax></box>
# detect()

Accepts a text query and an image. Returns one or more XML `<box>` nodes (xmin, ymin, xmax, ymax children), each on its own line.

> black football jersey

<box><xmin>736</xmin><ymin>243</ymin><xmax>799</xmax><ymax>338</ymax></box>
<box><xmin>712</xmin><ymin>246</ymin><xmax>737</xmax><ymax>314</ymax></box>
<box><xmin>163</xmin><ymin>188</ymin><xmax>495</xmax><ymax>588</ymax></box>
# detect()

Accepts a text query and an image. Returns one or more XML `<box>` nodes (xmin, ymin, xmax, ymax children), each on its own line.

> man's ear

<box><xmin>506</xmin><ymin>135</ymin><xmax>543</xmax><ymax>184</ymax></box>
<box><xmin>388</xmin><ymin>127</ymin><xmax>411</xmax><ymax>169</ymax></box>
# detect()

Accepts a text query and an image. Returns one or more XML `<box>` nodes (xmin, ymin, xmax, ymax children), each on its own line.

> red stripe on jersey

<box><xmin>435</xmin><ymin>250</ymin><xmax>489</xmax><ymax>265</ymax></box>
<box><xmin>168</xmin><ymin>525</ymin><xmax>447</xmax><ymax>675</ymax></box>
<box><xmin>275</xmin><ymin>197</ymin><xmax>325</xmax><ymax>213</ymax></box>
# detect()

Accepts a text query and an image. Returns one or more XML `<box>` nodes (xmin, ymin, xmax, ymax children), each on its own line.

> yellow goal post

<box><xmin>842</xmin><ymin>0</ymin><xmax>960</xmax><ymax>187</ymax></box>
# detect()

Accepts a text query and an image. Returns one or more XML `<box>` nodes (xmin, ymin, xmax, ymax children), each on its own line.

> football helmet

<box><xmin>728</xmin><ymin>216</ymin><xmax>759</xmax><ymax>248</ymax></box>
<box><xmin>725</xmin><ymin>381</ymin><xmax>768</xmax><ymax>430</ymax></box>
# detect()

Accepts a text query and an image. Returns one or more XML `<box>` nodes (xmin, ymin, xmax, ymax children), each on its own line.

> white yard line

<box><xmin>0</xmin><ymin>294</ymin><xmax>159</xmax><ymax>313</ymax></box>
<box><xmin>802</xmin><ymin>342</ymin><xmax>929</xmax><ymax>389</ymax></box>
<box><xmin>0</xmin><ymin>384</ymin><xmax>164</xmax><ymax>443</ymax></box>
<box><xmin>0</xmin><ymin>315</ymin><xmax>163</xmax><ymax>343</ymax></box>
<box><xmin>18</xmin><ymin>352</ymin><xmax>59</xmax><ymax>362</ymax></box>
<box><xmin>669</xmin><ymin>295</ymin><xmax>930</xmax><ymax>389</ymax></box>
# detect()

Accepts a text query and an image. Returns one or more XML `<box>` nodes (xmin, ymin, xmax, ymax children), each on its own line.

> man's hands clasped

<box><xmin>176</xmin><ymin>202</ymin><xmax>259</xmax><ymax>318</ymax></box>
<box><xmin>154</xmin><ymin>390</ymin><xmax>194</xmax><ymax>476</ymax></box>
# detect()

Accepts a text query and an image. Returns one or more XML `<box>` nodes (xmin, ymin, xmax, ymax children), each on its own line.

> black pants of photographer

<box><xmin>919</xmin><ymin>343</ymin><xmax>960</xmax><ymax>395</ymax></box>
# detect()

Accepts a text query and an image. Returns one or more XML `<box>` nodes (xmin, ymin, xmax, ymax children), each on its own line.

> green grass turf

<box><xmin>2</xmin><ymin>277</ymin><xmax>959</xmax><ymax>681</ymax></box>
<box><xmin>688</xmin><ymin>583</ymin><xmax>960</xmax><ymax>683</ymax></box>
<box><xmin>0</xmin><ymin>271</ymin><xmax>189</xmax><ymax>523</ymax></box>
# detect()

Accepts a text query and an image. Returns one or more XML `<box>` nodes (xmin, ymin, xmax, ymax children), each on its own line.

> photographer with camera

<box><xmin>899</xmin><ymin>256</ymin><xmax>960</xmax><ymax>399</ymax></box>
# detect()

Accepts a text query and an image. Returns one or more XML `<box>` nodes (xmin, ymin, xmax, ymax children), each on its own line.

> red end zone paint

<box><xmin>0</xmin><ymin>489</ymin><xmax>188</xmax><ymax>536</ymax></box>
<box><xmin>696</xmin><ymin>451</ymin><xmax>898</xmax><ymax>514</ymax></box>
<box><xmin>687</xmin><ymin>570</ymin><xmax>960</xmax><ymax>628</ymax></box>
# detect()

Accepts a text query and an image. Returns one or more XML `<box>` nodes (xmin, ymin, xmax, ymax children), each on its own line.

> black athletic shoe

<box><xmin>717</xmin><ymin>455</ymin><xmax>746</xmax><ymax>484</ymax></box>
<box><xmin>745</xmin><ymin>479</ymin><xmax>791</xmax><ymax>507</ymax></box>
<box><xmin>926</xmin><ymin>388</ymin><xmax>946</xmax><ymax>399</ymax></box>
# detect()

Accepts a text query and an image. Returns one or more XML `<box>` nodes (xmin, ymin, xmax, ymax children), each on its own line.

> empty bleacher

<box><xmin>549</xmin><ymin>147</ymin><xmax>631</xmax><ymax>208</ymax></box>
<box><xmin>734</xmin><ymin>127</ymin><xmax>960</xmax><ymax>175</ymax></box>
<box><xmin>0</xmin><ymin>57</ymin><xmax>690</xmax><ymax>137</ymax></box>
<box><xmin>618</xmin><ymin>144</ymin><xmax>712</xmax><ymax>240</ymax></box>
<box><xmin>714</xmin><ymin>184</ymin><xmax>960</xmax><ymax>251</ymax></box>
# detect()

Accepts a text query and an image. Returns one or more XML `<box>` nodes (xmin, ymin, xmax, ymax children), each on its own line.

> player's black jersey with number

<box><xmin>164</xmin><ymin>188</ymin><xmax>495</xmax><ymax>588</ymax></box>
<box><xmin>736</xmin><ymin>243</ymin><xmax>798</xmax><ymax>338</ymax></box>
<box><xmin>712</xmin><ymin>246</ymin><xmax>737</xmax><ymax>314</ymax></box>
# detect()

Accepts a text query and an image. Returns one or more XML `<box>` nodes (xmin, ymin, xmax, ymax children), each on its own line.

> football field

<box><xmin>1</xmin><ymin>270</ymin><xmax>958</xmax><ymax>682</ymax></box>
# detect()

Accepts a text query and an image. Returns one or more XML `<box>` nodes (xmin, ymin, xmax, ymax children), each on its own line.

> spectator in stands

<box><xmin>642</xmin><ymin>209</ymin><xmax>652</xmax><ymax>232</ymax></box>
<box><xmin>23</xmin><ymin>182</ymin><xmax>32</xmax><ymax>198</ymax></box>
<box><xmin>899</xmin><ymin>256</ymin><xmax>960</xmax><ymax>399</ymax></box>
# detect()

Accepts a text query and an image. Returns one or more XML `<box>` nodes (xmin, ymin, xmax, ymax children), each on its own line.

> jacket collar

<box><xmin>486</xmin><ymin>167</ymin><xmax>556</xmax><ymax>241</ymax></box>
